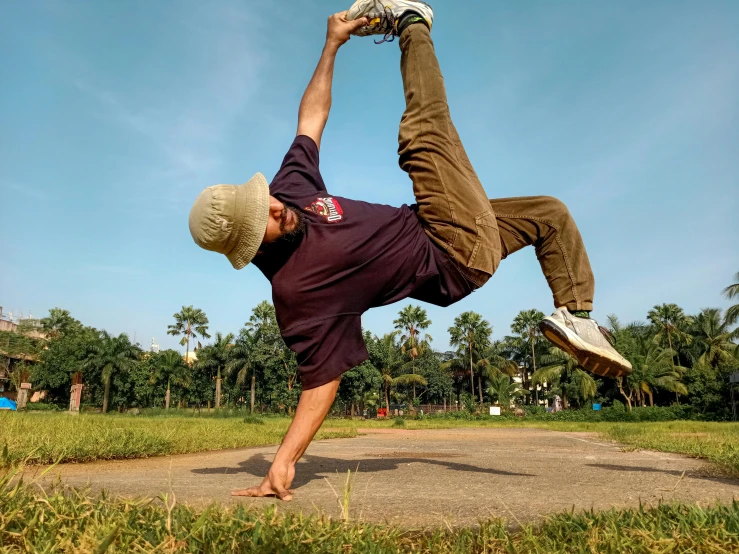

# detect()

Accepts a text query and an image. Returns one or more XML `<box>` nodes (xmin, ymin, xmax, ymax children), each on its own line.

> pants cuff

<box><xmin>561</xmin><ymin>301</ymin><xmax>594</xmax><ymax>312</ymax></box>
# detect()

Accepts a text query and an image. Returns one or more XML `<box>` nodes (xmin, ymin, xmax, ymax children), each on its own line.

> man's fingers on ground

<box><xmin>273</xmin><ymin>483</ymin><xmax>293</xmax><ymax>502</ymax></box>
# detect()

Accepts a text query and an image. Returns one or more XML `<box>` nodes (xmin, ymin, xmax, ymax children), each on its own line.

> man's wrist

<box><xmin>274</xmin><ymin>450</ymin><xmax>299</xmax><ymax>467</ymax></box>
<box><xmin>324</xmin><ymin>38</ymin><xmax>342</xmax><ymax>53</ymax></box>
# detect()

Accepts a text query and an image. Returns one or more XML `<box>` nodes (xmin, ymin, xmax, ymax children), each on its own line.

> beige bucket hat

<box><xmin>188</xmin><ymin>173</ymin><xmax>270</xmax><ymax>270</ymax></box>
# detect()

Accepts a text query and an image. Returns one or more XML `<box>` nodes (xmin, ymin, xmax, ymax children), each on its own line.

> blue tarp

<box><xmin>0</xmin><ymin>398</ymin><xmax>17</xmax><ymax>410</ymax></box>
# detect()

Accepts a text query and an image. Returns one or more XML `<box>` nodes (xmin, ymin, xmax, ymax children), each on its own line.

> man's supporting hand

<box><xmin>232</xmin><ymin>377</ymin><xmax>341</xmax><ymax>501</ymax></box>
<box><xmin>326</xmin><ymin>11</ymin><xmax>368</xmax><ymax>49</ymax></box>
<box><xmin>232</xmin><ymin>462</ymin><xmax>296</xmax><ymax>501</ymax></box>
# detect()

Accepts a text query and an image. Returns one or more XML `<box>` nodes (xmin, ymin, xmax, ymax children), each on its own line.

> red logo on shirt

<box><xmin>305</xmin><ymin>197</ymin><xmax>344</xmax><ymax>223</ymax></box>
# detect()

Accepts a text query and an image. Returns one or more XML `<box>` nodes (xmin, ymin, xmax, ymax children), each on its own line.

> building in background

<box><xmin>0</xmin><ymin>306</ymin><xmax>43</xmax><ymax>400</ymax></box>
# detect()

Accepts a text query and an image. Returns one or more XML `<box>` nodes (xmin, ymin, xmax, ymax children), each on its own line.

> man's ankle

<box><xmin>397</xmin><ymin>11</ymin><xmax>429</xmax><ymax>36</ymax></box>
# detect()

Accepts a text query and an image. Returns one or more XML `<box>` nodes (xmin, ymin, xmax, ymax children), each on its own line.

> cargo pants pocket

<box><xmin>467</xmin><ymin>212</ymin><xmax>500</xmax><ymax>276</ymax></box>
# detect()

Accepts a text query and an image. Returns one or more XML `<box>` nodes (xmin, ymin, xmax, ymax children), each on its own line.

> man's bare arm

<box><xmin>232</xmin><ymin>377</ymin><xmax>341</xmax><ymax>501</ymax></box>
<box><xmin>297</xmin><ymin>11</ymin><xmax>368</xmax><ymax>149</ymax></box>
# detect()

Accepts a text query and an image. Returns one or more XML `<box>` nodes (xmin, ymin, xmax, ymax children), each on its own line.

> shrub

<box><xmin>24</xmin><ymin>402</ymin><xmax>61</xmax><ymax>412</ymax></box>
<box><xmin>393</xmin><ymin>417</ymin><xmax>406</xmax><ymax>427</ymax></box>
<box><xmin>524</xmin><ymin>405</ymin><xmax>547</xmax><ymax>416</ymax></box>
<box><xmin>243</xmin><ymin>415</ymin><xmax>265</xmax><ymax>425</ymax></box>
<box><xmin>424</xmin><ymin>405</ymin><xmax>698</xmax><ymax>423</ymax></box>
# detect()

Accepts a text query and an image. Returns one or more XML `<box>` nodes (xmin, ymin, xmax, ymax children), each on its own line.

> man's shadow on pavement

<box><xmin>192</xmin><ymin>453</ymin><xmax>533</xmax><ymax>488</ymax></box>
<box><xmin>586</xmin><ymin>463</ymin><xmax>739</xmax><ymax>486</ymax></box>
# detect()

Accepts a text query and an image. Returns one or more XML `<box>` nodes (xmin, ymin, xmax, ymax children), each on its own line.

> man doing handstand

<box><xmin>188</xmin><ymin>0</ymin><xmax>632</xmax><ymax>501</ymax></box>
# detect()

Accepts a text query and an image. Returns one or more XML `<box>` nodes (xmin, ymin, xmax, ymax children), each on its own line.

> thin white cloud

<box><xmin>74</xmin><ymin>0</ymin><xmax>270</xmax><ymax>208</ymax></box>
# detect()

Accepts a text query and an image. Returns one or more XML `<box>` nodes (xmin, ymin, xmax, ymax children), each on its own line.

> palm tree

<box><xmin>689</xmin><ymin>308</ymin><xmax>736</xmax><ymax>369</ymax></box>
<box><xmin>647</xmin><ymin>303</ymin><xmax>692</xmax><ymax>365</ymax></box>
<box><xmin>227</xmin><ymin>328</ymin><xmax>259</xmax><ymax>414</ymax></box>
<box><xmin>448</xmin><ymin>311</ymin><xmax>492</xmax><ymax>403</ymax></box>
<box><xmin>167</xmin><ymin>306</ymin><xmax>211</xmax><ymax>366</ymax></box>
<box><xmin>621</xmin><ymin>335</ymin><xmax>688</xmax><ymax>408</ymax></box>
<box><xmin>150</xmin><ymin>350</ymin><xmax>188</xmax><ymax>410</ymax></box>
<box><xmin>195</xmin><ymin>332</ymin><xmax>234</xmax><ymax>409</ymax></box>
<box><xmin>393</xmin><ymin>305</ymin><xmax>432</xmax><ymax>400</ymax></box>
<box><xmin>510</xmin><ymin>309</ymin><xmax>545</xmax><ymax>398</ymax></box>
<box><xmin>723</xmin><ymin>272</ymin><xmax>739</xmax><ymax>327</ymax></box>
<box><xmin>486</xmin><ymin>375</ymin><xmax>527</xmax><ymax>411</ymax></box>
<box><xmin>478</xmin><ymin>340</ymin><xmax>518</xmax><ymax>379</ymax></box>
<box><xmin>532</xmin><ymin>347</ymin><xmax>597</xmax><ymax>408</ymax></box>
<box><xmin>84</xmin><ymin>332</ymin><xmax>140</xmax><ymax>413</ymax></box>
<box><xmin>391</xmin><ymin>373</ymin><xmax>428</xmax><ymax>399</ymax></box>
<box><xmin>40</xmin><ymin>308</ymin><xmax>81</xmax><ymax>339</ymax></box>
<box><xmin>372</xmin><ymin>332</ymin><xmax>402</xmax><ymax>412</ymax></box>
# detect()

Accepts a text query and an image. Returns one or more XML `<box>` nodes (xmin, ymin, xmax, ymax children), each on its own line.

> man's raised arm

<box><xmin>296</xmin><ymin>11</ymin><xmax>368</xmax><ymax>149</ymax></box>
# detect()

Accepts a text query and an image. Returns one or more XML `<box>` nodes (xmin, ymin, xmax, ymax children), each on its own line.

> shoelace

<box><xmin>598</xmin><ymin>325</ymin><xmax>616</xmax><ymax>347</ymax></box>
<box><xmin>368</xmin><ymin>1</ymin><xmax>398</xmax><ymax>44</ymax></box>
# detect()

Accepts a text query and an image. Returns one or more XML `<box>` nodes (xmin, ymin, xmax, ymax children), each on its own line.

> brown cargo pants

<box><xmin>398</xmin><ymin>24</ymin><xmax>594</xmax><ymax>311</ymax></box>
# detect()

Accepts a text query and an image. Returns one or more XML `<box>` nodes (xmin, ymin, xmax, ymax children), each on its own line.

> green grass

<box><xmin>2</xmin><ymin>412</ymin><xmax>738</xmax><ymax>476</ymax></box>
<box><xmin>0</xmin><ymin>412</ymin><xmax>356</xmax><ymax>465</ymax></box>
<box><xmin>2</xmin><ymin>414</ymin><xmax>739</xmax><ymax>551</ymax></box>
<box><xmin>1</xmin><ymin>465</ymin><xmax>738</xmax><ymax>553</ymax></box>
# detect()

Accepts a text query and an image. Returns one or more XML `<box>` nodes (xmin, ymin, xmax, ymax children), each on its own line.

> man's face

<box><xmin>262</xmin><ymin>196</ymin><xmax>306</xmax><ymax>246</ymax></box>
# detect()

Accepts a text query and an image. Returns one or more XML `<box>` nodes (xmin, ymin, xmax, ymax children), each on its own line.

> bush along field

<box><xmin>1</xmin><ymin>462</ymin><xmax>738</xmax><ymax>554</ymax></box>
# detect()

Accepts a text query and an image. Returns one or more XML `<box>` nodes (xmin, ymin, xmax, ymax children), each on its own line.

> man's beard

<box><xmin>276</xmin><ymin>206</ymin><xmax>306</xmax><ymax>245</ymax></box>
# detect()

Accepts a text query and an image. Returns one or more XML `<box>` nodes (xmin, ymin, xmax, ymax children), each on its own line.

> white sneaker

<box><xmin>346</xmin><ymin>0</ymin><xmax>433</xmax><ymax>41</ymax></box>
<box><xmin>539</xmin><ymin>308</ymin><xmax>633</xmax><ymax>378</ymax></box>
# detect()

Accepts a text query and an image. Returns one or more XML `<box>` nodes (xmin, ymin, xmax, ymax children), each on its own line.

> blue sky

<box><xmin>1</xmin><ymin>0</ymin><xmax>737</xmax><ymax>352</ymax></box>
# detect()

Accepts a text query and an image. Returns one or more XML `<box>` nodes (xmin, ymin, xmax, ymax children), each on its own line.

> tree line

<box><xmin>1</xmin><ymin>273</ymin><xmax>737</xmax><ymax>419</ymax></box>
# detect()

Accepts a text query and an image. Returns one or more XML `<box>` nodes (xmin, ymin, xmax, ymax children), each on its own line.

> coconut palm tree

<box><xmin>83</xmin><ymin>331</ymin><xmax>140</xmax><ymax>413</ymax></box>
<box><xmin>40</xmin><ymin>308</ymin><xmax>81</xmax><ymax>339</ymax></box>
<box><xmin>478</xmin><ymin>340</ymin><xmax>518</xmax><ymax>378</ymax></box>
<box><xmin>448</xmin><ymin>311</ymin><xmax>492</xmax><ymax>403</ymax></box>
<box><xmin>391</xmin><ymin>373</ymin><xmax>428</xmax><ymax>398</ymax></box>
<box><xmin>647</xmin><ymin>303</ymin><xmax>692</xmax><ymax>365</ymax></box>
<box><xmin>689</xmin><ymin>308</ymin><xmax>736</xmax><ymax>369</ymax></box>
<box><xmin>167</xmin><ymin>306</ymin><xmax>210</xmax><ymax>366</ymax></box>
<box><xmin>723</xmin><ymin>272</ymin><xmax>739</xmax><ymax>327</ymax></box>
<box><xmin>510</xmin><ymin>309</ymin><xmax>545</xmax><ymax>396</ymax></box>
<box><xmin>474</xmin><ymin>340</ymin><xmax>517</xmax><ymax>402</ymax></box>
<box><xmin>150</xmin><ymin>349</ymin><xmax>188</xmax><ymax>409</ymax></box>
<box><xmin>532</xmin><ymin>347</ymin><xmax>597</xmax><ymax>408</ymax></box>
<box><xmin>195</xmin><ymin>332</ymin><xmax>234</xmax><ymax>408</ymax></box>
<box><xmin>500</xmin><ymin>334</ymin><xmax>532</xmax><ymax>397</ymax></box>
<box><xmin>393</xmin><ymin>305</ymin><xmax>432</xmax><ymax>400</ymax></box>
<box><xmin>372</xmin><ymin>332</ymin><xmax>403</xmax><ymax>411</ymax></box>
<box><xmin>624</xmin><ymin>337</ymin><xmax>688</xmax><ymax>407</ymax></box>
<box><xmin>486</xmin><ymin>375</ymin><xmax>527</xmax><ymax>411</ymax></box>
<box><xmin>226</xmin><ymin>327</ymin><xmax>259</xmax><ymax>414</ymax></box>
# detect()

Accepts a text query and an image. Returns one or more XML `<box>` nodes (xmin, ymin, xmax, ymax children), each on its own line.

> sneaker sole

<box><xmin>539</xmin><ymin>319</ymin><xmax>632</xmax><ymax>378</ymax></box>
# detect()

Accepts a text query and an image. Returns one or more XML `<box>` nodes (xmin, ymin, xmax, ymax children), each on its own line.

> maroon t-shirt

<box><xmin>253</xmin><ymin>136</ymin><xmax>472</xmax><ymax>389</ymax></box>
